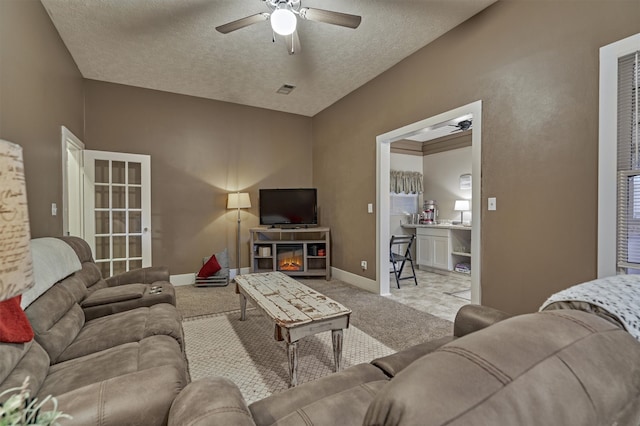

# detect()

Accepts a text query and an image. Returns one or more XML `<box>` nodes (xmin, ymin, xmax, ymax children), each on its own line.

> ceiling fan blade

<box><xmin>299</xmin><ymin>8</ymin><xmax>362</xmax><ymax>29</ymax></box>
<box><xmin>284</xmin><ymin>31</ymin><xmax>301</xmax><ymax>55</ymax></box>
<box><xmin>216</xmin><ymin>13</ymin><xmax>269</xmax><ymax>34</ymax></box>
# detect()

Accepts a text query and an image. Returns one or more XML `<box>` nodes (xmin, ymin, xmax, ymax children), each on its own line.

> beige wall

<box><xmin>423</xmin><ymin>147</ymin><xmax>472</xmax><ymax>223</ymax></box>
<box><xmin>5</xmin><ymin>0</ymin><xmax>640</xmax><ymax>314</ymax></box>
<box><xmin>0</xmin><ymin>0</ymin><xmax>84</xmax><ymax>237</ymax></box>
<box><xmin>84</xmin><ymin>80</ymin><xmax>313</xmax><ymax>274</ymax></box>
<box><xmin>313</xmin><ymin>1</ymin><xmax>640</xmax><ymax>314</ymax></box>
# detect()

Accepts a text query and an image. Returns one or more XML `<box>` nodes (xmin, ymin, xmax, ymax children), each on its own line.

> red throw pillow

<box><xmin>198</xmin><ymin>254</ymin><xmax>222</xmax><ymax>278</ymax></box>
<box><xmin>0</xmin><ymin>295</ymin><xmax>34</xmax><ymax>343</ymax></box>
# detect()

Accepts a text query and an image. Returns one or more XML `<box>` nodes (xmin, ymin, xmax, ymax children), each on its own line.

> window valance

<box><xmin>390</xmin><ymin>170</ymin><xmax>423</xmax><ymax>194</ymax></box>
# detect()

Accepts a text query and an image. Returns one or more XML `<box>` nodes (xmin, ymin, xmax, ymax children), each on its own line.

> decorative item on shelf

<box><xmin>258</xmin><ymin>246</ymin><xmax>271</xmax><ymax>257</ymax></box>
<box><xmin>459</xmin><ymin>173</ymin><xmax>472</xmax><ymax>190</ymax></box>
<box><xmin>454</xmin><ymin>262</ymin><xmax>471</xmax><ymax>274</ymax></box>
<box><xmin>454</xmin><ymin>199</ymin><xmax>470</xmax><ymax>224</ymax></box>
<box><xmin>227</xmin><ymin>192</ymin><xmax>252</xmax><ymax>274</ymax></box>
<box><xmin>317</xmin><ymin>248</ymin><xmax>326</xmax><ymax>257</ymax></box>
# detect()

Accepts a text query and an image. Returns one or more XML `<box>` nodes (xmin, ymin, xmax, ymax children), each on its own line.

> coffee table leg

<box><xmin>332</xmin><ymin>329</ymin><xmax>344</xmax><ymax>372</ymax></box>
<box><xmin>239</xmin><ymin>294</ymin><xmax>247</xmax><ymax>321</ymax></box>
<box><xmin>286</xmin><ymin>341</ymin><xmax>298</xmax><ymax>387</ymax></box>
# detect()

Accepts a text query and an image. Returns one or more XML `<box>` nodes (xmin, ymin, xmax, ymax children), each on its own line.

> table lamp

<box><xmin>454</xmin><ymin>199</ymin><xmax>470</xmax><ymax>224</ymax></box>
<box><xmin>0</xmin><ymin>140</ymin><xmax>35</xmax><ymax>301</ymax></box>
<box><xmin>227</xmin><ymin>192</ymin><xmax>251</xmax><ymax>274</ymax></box>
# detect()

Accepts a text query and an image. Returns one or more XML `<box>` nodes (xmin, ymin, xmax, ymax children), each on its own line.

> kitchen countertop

<box><xmin>401</xmin><ymin>223</ymin><xmax>471</xmax><ymax>230</ymax></box>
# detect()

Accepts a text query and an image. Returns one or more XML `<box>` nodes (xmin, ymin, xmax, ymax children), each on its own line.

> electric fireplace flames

<box><xmin>277</xmin><ymin>245</ymin><xmax>304</xmax><ymax>272</ymax></box>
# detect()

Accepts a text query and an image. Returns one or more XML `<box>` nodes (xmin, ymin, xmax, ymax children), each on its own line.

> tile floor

<box><xmin>386</xmin><ymin>268</ymin><xmax>471</xmax><ymax>322</ymax></box>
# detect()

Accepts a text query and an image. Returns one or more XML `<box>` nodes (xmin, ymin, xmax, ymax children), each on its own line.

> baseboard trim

<box><xmin>170</xmin><ymin>273</ymin><xmax>196</xmax><ymax>286</ymax></box>
<box><xmin>331</xmin><ymin>267</ymin><xmax>379</xmax><ymax>294</ymax></box>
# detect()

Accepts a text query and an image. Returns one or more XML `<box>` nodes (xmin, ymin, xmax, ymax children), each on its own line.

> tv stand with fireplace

<box><xmin>249</xmin><ymin>227</ymin><xmax>331</xmax><ymax>280</ymax></box>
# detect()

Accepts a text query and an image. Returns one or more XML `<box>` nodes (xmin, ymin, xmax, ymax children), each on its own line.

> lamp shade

<box><xmin>454</xmin><ymin>200</ymin><xmax>470</xmax><ymax>211</ymax></box>
<box><xmin>0</xmin><ymin>140</ymin><xmax>35</xmax><ymax>302</ymax></box>
<box><xmin>227</xmin><ymin>192</ymin><xmax>252</xmax><ymax>209</ymax></box>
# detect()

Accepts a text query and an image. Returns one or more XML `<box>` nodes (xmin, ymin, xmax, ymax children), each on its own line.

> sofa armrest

<box><xmin>169</xmin><ymin>378</ymin><xmax>256</xmax><ymax>426</ymax></box>
<box><xmin>106</xmin><ymin>266</ymin><xmax>169</xmax><ymax>286</ymax></box>
<box><xmin>453</xmin><ymin>304</ymin><xmax>512</xmax><ymax>337</ymax></box>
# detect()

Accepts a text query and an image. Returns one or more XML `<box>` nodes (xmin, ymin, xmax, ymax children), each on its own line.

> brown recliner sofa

<box><xmin>57</xmin><ymin>236</ymin><xmax>176</xmax><ymax>321</ymax></box>
<box><xmin>0</xmin><ymin>237</ymin><xmax>187</xmax><ymax>426</ymax></box>
<box><xmin>169</xmin><ymin>307</ymin><xmax>640</xmax><ymax>426</ymax></box>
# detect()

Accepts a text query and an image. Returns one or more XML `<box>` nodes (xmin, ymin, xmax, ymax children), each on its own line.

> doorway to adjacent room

<box><xmin>376</xmin><ymin>101</ymin><xmax>482</xmax><ymax>306</ymax></box>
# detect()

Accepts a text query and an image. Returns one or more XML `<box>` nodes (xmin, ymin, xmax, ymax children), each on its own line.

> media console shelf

<box><xmin>250</xmin><ymin>227</ymin><xmax>331</xmax><ymax>280</ymax></box>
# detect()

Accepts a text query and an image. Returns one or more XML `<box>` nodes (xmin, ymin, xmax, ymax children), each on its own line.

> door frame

<box><xmin>61</xmin><ymin>126</ymin><xmax>85</xmax><ymax>237</ymax></box>
<box><xmin>376</xmin><ymin>100</ymin><xmax>482</xmax><ymax>303</ymax></box>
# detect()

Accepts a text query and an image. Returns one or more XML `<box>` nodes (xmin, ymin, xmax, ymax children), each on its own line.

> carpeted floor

<box><xmin>176</xmin><ymin>277</ymin><xmax>453</xmax><ymax>352</ymax></box>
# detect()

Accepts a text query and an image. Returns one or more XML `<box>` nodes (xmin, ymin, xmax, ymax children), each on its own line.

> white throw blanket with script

<box><xmin>540</xmin><ymin>274</ymin><xmax>640</xmax><ymax>340</ymax></box>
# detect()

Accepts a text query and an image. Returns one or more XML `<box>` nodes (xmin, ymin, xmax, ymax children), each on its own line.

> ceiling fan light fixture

<box><xmin>270</xmin><ymin>8</ymin><xmax>297</xmax><ymax>36</ymax></box>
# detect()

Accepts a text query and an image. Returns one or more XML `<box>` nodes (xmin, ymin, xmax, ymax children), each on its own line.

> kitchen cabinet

<box><xmin>416</xmin><ymin>227</ymin><xmax>451</xmax><ymax>270</ymax></box>
<box><xmin>412</xmin><ymin>225</ymin><xmax>471</xmax><ymax>273</ymax></box>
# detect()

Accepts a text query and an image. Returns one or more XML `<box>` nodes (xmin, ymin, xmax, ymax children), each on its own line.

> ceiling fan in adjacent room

<box><xmin>215</xmin><ymin>0</ymin><xmax>362</xmax><ymax>55</ymax></box>
<box><xmin>449</xmin><ymin>119</ymin><xmax>473</xmax><ymax>133</ymax></box>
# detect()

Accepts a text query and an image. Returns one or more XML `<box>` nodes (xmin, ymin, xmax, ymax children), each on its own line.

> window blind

<box><xmin>617</xmin><ymin>51</ymin><xmax>640</xmax><ymax>272</ymax></box>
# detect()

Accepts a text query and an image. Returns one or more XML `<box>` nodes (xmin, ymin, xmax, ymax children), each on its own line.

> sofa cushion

<box><xmin>0</xmin><ymin>340</ymin><xmax>50</xmax><ymax>399</ymax></box>
<box><xmin>249</xmin><ymin>363</ymin><xmax>388</xmax><ymax>426</ymax></box>
<box><xmin>273</xmin><ymin>380</ymin><xmax>387</xmax><ymax>426</ymax></box>
<box><xmin>363</xmin><ymin>310</ymin><xmax>640</xmax><ymax>426</ymax></box>
<box><xmin>370</xmin><ymin>335</ymin><xmax>454</xmax><ymax>377</ymax></box>
<box><xmin>0</xmin><ymin>296</ymin><xmax>34</xmax><ymax>343</ymax></box>
<box><xmin>57</xmin><ymin>304</ymin><xmax>183</xmax><ymax>363</ymax></box>
<box><xmin>56</xmin><ymin>236</ymin><xmax>109</xmax><ymax>292</ymax></box>
<box><xmin>38</xmin><ymin>335</ymin><xmax>184</xmax><ymax>398</ymax></box>
<box><xmin>53</xmin><ymin>365</ymin><xmax>186</xmax><ymax>426</ymax></box>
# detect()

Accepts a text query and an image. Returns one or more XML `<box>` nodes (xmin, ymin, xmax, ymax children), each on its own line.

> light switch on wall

<box><xmin>488</xmin><ymin>197</ymin><xmax>497</xmax><ymax>211</ymax></box>
<box><xmin>367</xmin><ymin>203</ymin><xmax>373</xmax><ymax>213</ymax></box>
<box><xmin>51</xmin><ymin>203</ymin><xmax>57</xmax><ymax>216</ymax></box>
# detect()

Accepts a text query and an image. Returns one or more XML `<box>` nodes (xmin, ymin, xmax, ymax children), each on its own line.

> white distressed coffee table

<box><xmin>234</xmin><ymin>271</ymin><xmax>352</xmax><ymax>387</ymax></box>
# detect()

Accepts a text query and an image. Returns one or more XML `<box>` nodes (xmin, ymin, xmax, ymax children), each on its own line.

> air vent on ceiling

<box><xmin>276</xmin><ymin>84</ymin><xmax>296</xmax><ymax>95</ymax></box>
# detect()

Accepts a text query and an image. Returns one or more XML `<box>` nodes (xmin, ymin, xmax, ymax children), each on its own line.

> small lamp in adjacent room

<box><xmin>454</xmin><ymin>199</ymin><xmax>470</xmax><ymax>225</ymax></box>
<box><xmin>227</xmin><ymin>192</ymin><xmax>252</xmax><ymax>275</ymax></box>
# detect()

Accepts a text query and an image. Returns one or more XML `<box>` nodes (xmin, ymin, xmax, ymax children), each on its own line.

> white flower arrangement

<box><xmin>0</xmin><ymin>377</ymin><xmax>70</xmax><ymax>426</ymax></box>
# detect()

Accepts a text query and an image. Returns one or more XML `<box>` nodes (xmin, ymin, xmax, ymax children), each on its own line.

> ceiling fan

<box><xmin>216</xmin><ymin>0</ymin><xmax>362</xmax><ymax>55</ymax></box>
<box><xmin>449</xmin><ymin>119</ymin><xmax>473</xmax><ymax>133</ymax></box>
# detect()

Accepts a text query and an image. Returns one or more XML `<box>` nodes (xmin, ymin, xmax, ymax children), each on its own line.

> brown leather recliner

<box><xmin>57</xmin><ymin>236</ymin><xmax>176</xmax><ymax>321</ymax></box>
<box><xmin>169</xmin><ymin>307</ymin><xmax>640</xmax><ymax>426</ymax></box>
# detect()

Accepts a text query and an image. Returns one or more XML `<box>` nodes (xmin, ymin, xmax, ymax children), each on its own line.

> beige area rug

<box><xmin>183</xmin><ymin>309</ymin><xmax>395</xmax><ymax>404</ymax></box>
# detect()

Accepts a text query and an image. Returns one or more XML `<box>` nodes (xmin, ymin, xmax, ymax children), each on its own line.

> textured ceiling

<box><xmin>41</xmin><ymin>0</ymin><xmax>496</xmax><ymax>117</ymax></box>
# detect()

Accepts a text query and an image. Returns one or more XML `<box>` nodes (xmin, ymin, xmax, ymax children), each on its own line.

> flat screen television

<box><xmin>259</xmin><ymin>188</ymin><xmax>318</xmax><ymax>227</ymax></box>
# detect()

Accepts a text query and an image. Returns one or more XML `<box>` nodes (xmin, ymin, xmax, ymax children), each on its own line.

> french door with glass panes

<box><xmin>83</xmin><ymin>150</ymin><xmax>151</xmax><ymax>278</ymax></box>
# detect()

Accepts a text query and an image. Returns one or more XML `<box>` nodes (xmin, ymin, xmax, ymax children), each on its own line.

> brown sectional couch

<box><xmin>0</xmin><ymin>237</ymin><xmax>187</xmax><ymax>425</ymax></box>
<box><xmin>5</xmin><ymin>234</ymin><xmax>640</xmax><ymax>425</ymax></box>
<box><xmin>170</xmin><ymin>308</ymin><xmax>640</xmax><ymax>426</ymax></box>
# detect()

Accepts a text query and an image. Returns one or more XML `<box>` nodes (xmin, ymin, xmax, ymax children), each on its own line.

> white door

<box><xmin>83</xmin><ymin>150</ymin><xmax>152</xmax><ymax>278</ymax></box>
